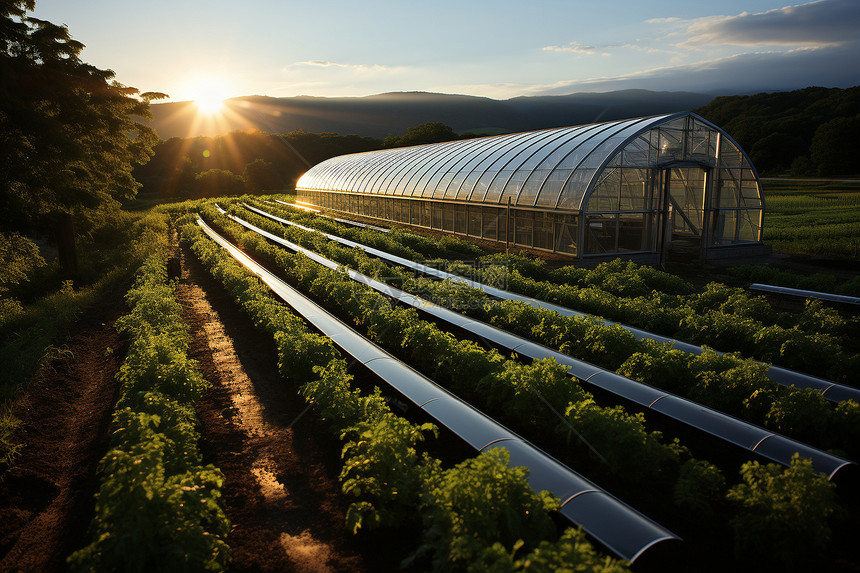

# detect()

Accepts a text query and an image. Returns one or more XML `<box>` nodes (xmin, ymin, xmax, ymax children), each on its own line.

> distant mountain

<box><xmin>147</xmin><ymin>90</ymin><xmax>716</xmax><ymax>140</ymax></box>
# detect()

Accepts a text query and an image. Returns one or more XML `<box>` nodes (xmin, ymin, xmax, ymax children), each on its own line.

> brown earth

<box><xmin>0</xmin><ymin>284</ymin><xmax>127</xmax><ymax>572</ymax></box>
<box><xmin>0</xmin><ymin>239</ymin><xmax>398</xmax><ymax>571</ymax></box>
<box><xmin>177</xmin><ymin>240</ymin><xmax>375</xmax><ymax>572</ymax></box>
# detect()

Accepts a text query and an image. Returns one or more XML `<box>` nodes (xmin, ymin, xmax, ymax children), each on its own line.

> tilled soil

<box><xmin>177</xmin><ymin>242</ymin><xmax>371</xmax><ymax>572</ymax></box>
<box><xmin>0</xmin><ymin>285</ymin><xmax>127</xmax><ymax>572</ymax></box>
<box><xmin>0</xmin><ymin>241</ymin><xmax>393</xmax><ymax>572</ymax></box>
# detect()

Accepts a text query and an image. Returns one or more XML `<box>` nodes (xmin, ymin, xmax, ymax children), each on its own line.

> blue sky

<box><xmin>29</xmin><ymin>0</ymin><xmax>860</xmax><ymax>103</ymax></box>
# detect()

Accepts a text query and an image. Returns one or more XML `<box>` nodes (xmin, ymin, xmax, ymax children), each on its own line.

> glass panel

<box><xmin>558</xmin><ymin>168</ymin><xmax>595</xmax><ymax>209</ymax></box>
<box><xmin>468</xmin><ymin>206</ymin><xmax>482</xmax><ymax>237</ymax></box>
<box><xmin>657</xmin><ymin>118</ymin><xmax>687</xmax><ymax>164</ymax></box>
<box><xmin>384</xmin><ymin>146</ymin><xmax>443</xmax><ymax>195</ymax></box>
<box><xmin>586</xmin><ymin>214</ymin><xmax>618</xmax><ymax>254</ymax></box>
<box><xmin>500</xmin><ymin>171</ymin><xmax>530</xmax><ymax>205</ymax></box>
<box><xmin>620</xmin><ymin>135</ymin><xmax>651</xmax><ymax>166</ymax></box>
<box><xmin>470</xmin><ymin>175</ymin><xmax>492</xmax><ymax>203</ymax></box>
<box><xmin>711</xmin><ymin>210</ymin><xmax>737</xmax><ymax>245</ymax></box>
<box><xmin>534</xmin><ymin>169</ymin><xmax>572</xmax><ymax>208</ymax></box>
<box><xmin>738</xmin><ymin>210</ymin><xmax>761</xmax><ymax>241</ymax></box>
<box><xmin>617</xmin><ymin>214</ymin><xmax>648</xmax><ymax>252</ymax></box>
<box><xmin>432</xmin><ymin>172</ymin><xmax>456</xmax><ymax>198</ymax></box>
<box><xmin>421</xmin><ymin>201</ymin><xmax>431</xmax><ymax>227</ymax></box>
<box><xmin>591</xmin><ymin>170</ymin><xmax>620</xmax><ymax>211</ymax></box>
<box><xmin>454</xmin><ymin>205</ymin><xmax>467</xmax><ymax>234</ymax></box>
<box><xmin>518</xmin><ymin>127</ymin><xmax>585</xmax><ymax>170</ymax></box>
<box><xmin>620</xmin><ymin>168</ymin><xmax>649</xmax><ymax>211</ymax></box>
<box><xmin>431</xmin><ymin>202</ymin><xmax>442</xmax><ymax>229</ymax></box>
<box><xmin>717</xmin><ymin>169</ymin><xmax>740</xmax><ymax>208</ymax></box>
<box><xmin>411</xmin><ymin>200</ymin><xmax>421</xmax><ymax>226</ymax></box>
<box><xmin>458</xmin><ymin>170</ymin><xmax>485</xmax><ymax>200</ymax></box>
<box><xmin>407</xmin><ymin>139</ymin><xmax>481</xmax><ymax>198</ymax></box>
<box><xmin>554</xmin><ymin>214</ymin><xmax>577</xmax><ymax>254</ymax></box>
<box><xmin>445</xmin><ymin>169</ymin><xmax>472</xmax><ymax>199</ymax></box>
<box><xmin>484</xmin><ymin>170</ymin><xmax>515</xmax><ymax>203</ymax></box>
<box><xmin>719</xmin><ymin>140</ymin><xmax>743</xmax><ymax>169</ymax></box>
<box><xmin>514</xmin><ymin>210</ymin><xmax>532</xmax><ymax>247</ymax></box>
<box><xmin>443</xmin><ymin>204</ymin><xmax>454</xmax><ymax>232</ymax></box>
<box><xmin>366</xmin><ymin>148</ymin><xmax>418</xmax><ymax>194</ymax></box>
<box><xmin>482</xmin><ymin>207</ymin><xmax>498</xmax><ymax>241</ymax></box>
<box><xmin>534</xmin><ymin>212</ymin><xmax>553</xmax><ymax>250</ymax></box>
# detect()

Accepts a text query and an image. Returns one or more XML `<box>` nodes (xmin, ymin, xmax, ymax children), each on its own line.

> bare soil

<box><xmin>0</xmin><ymin>241</ymin><xmax>398</xmax><ymax>572</ymax></box>
<box><xmin>177</xmin><ymin>241</ymin><xmax>373</xmax><ymax>572</ymax></box>
<box><xmin>0</xmin><ymin>284</ymin><xmax>127</xmax><ymax>572</ymax></box>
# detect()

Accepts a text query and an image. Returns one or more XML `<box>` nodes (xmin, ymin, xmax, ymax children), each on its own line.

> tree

<box><xmin>383</xmin><ymin>122</ymin><xmax>459</xmax><ymax>148</ymax></box>
<box><xmin>193</xmin><ymin>169</ymin><xmax>244</xmax><ymax>198</ymax></box>
<box><xmin>242</xmin><ymin>158</ymin><xmax>282</xmax><ymax>193</ymax></box>
<box><xmin>810</xmin><ymin>115</ymin><xmax>860</xmax><ymax>177</ymax></box>
<box><xmin>0</xmin><ymin>1</ymin><xmax>164</xmax><ymax>274</ymax></box>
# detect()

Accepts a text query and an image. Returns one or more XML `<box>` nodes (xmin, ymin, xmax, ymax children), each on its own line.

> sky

<box><xmin>29</xmin><ymin>0</ymin><xmax>860</xmax><ymax>103</ymax></box>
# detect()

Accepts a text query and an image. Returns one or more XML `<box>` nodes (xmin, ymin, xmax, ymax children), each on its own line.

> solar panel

<box><xmin>195</xmin><ymin>215</ymin><xmax>680</xmax><ymax>562</ymax></box>
<box><xmin>243</xmin><ymin>202</ymin><xmax>860</xmax><ymax>404</ymax></box>
<box><xmin>224</xmin><ymin>209</ymin><xmax>855</xmax><ymax>479</ymax></box>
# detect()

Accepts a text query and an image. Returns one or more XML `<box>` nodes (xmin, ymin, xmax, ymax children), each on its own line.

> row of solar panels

<box><xmin>248</xmin><ymin>201</ymin><xmax>860</xmax><ymax>404</ymax></box>
<box><xmin>750</xmin><ymin>283</ymin><xmax>860</xmax><ymax>306</ymax></box>
<box><xmin>195</xmin><ymin>215</ymin><xmax>678</xmax><ymax>562</ymax></box>
<box><xmin>224</xmin><ymin>208</ymin><xmax>853</xmax><ymax>481</ymax></box>
<box><xmin>273</xmin><ymin>199</ymin><xmax>391</xmax><ymax>234</ymax></box>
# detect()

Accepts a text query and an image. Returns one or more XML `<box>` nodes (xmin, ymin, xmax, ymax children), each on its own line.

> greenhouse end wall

<box><xmin>296</xmin><ymin>113</ymin><xmax>766</xmax><ymax>261</ymax></box>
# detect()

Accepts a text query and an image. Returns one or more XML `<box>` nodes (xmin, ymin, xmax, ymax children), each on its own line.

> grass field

<box><xmin>761</xmin><ymin>180</ymin><xmax>860</xmax><ymax>259</ymax></box>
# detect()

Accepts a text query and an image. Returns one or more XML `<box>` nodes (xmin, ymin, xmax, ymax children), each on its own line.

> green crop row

<box><xmin>208</xmin><ymin>206</ymin><xmax>688</xmax><ymax>486</ymax></box>
<box><xmin>253</xmin><ymin>198</ymin><xmax>858</xmax><ymax>383</ymax></box>
<box><xmin>479</xmin><ymin>262</ymin><xmax>857</xmax><ymax>383</ymax></box>
<box><xmin>178</xmin><ymin>211</ymin><xmax>632</xmax><ymax>572</ymax></box>
<box><xmin>226</xmin><ymin>201</ymin><xmax>860</xmax><ymax>460</ymax></box>
<box><xmin>68</xmin><ymin>250</ymin><xmax>230</xmax><ymax>573</ymax></box>
<box><xmin>728</xmin><ymin>264</ymin><xmax>860</xmax><ymax>299</ymax></box>
<box><xmin>200</xmin><ymin>202</ymin><xmax>843</xmax><ymax>568</ymax></box>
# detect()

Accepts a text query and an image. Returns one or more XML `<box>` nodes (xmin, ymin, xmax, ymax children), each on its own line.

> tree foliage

<box><xmin>383</xmin><ymin>122</ymin><xmax>461</xmax><ymax>148</ymax></box>
<box><xmin>0</xmin><ymin>1</ymin><xmax>164</xmax><ymax>272</ymax></box>
<box><xmin>694</xmin><ymin>86</ymin><xmax>860</xmax><ymax>176</ymax></box>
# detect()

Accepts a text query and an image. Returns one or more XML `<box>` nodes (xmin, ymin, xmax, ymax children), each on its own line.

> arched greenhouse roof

<box><xmin>295</xmin><ymin>112</ymin><xmax>760</xmax><ymax>213</ymax></box>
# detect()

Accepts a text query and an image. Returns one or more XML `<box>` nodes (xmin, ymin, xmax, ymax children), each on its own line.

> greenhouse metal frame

<box><xmin>296</xmin><ymin>112</ymin><xmax>766</xmax><ymax>261</ymax></box>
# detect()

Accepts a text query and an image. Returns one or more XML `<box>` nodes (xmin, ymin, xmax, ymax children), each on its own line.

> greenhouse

<box><xmin>295</xmin><ymin>112</ymin><xmax>766</xmax><ymax>261</ymax></box>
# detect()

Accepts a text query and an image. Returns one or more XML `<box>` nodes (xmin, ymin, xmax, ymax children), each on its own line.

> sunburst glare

<box><xmin>187</xmin><ymin>77</ymin><xmax>231</xmax><ymax>115</ymax></box>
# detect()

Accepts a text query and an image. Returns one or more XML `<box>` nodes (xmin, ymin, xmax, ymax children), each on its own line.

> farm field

<box><xmin>1</xmin><ymin>190</ymin><xmax>859</xmax><ymax>572</ymax></box>
<box><xmin>761</xmin><ymin>179</ymin><xmax>860</xmax><ymax>261</ymax></box>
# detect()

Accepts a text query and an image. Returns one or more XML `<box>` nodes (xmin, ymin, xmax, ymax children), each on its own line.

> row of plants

<box><xmin>453</xmin><ymin>257</ymin><xmax>857</xmax><ymax>383</ymax></box>
<box><xmin>177</xmin><ymin>209</ymin><xmax>634</xmax><ymax>571</ymax></box>
<box><xmin>728</xmin><ymin>264</ymin><xmax>860</xmax><ymax>298</ymax></box>
<box><xmin>229</xmin><ymin>201</ymin><xmax>860</xmax><ymax>460</ymax></box>
<box><xmin>202</xmin><ymin>203</ymin><xmax>842</xmax><ymax>568</ymax></box>
<box><xmin>1</xmin><ymin>213</ymin><xmax>170</xmax><ymax>469</ymax></box>
<box><xmin>67</xmin><ymin>247</ymin><xmax>231</xmax><ymax>572</ymax></box>
<box><xmin>256</xmin><ymin>198</ymin><xmax>859</xmax><ymax>383</ymax></box>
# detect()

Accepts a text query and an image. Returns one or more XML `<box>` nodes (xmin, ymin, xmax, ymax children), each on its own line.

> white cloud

<box><xmin>645</xmin><ymin>17</ymin><xmax>681</xmax><ymax>24</ymax></box>
<box><xmin>685</xmin><ymin>0</ymin><xmax>860</xmax><ymax>47</ymax></box>
<box><xmin>535</xmin><ymin>41</ymin><xmax>860</xmax><ymax>95</ymax></box>
<box><xmin>543</xmin><ymin>42</ymin><xmax>599</xmax><ymax>55</ymax></box>
<box><xmin>289</xmin><ymin>60</ymin><xmax>409</xmax><ymax>74</ymax></box>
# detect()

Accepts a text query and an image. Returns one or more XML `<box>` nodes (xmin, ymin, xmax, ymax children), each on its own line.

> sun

<box><xmin>195</xmin><ymin>93</ymin><xmax>226</xmax><ymax>115</ymax></box>
<box><xmin>187</xmin><ymin>78</ymin><xmax>231</xmax><ymax>115</ymax></box>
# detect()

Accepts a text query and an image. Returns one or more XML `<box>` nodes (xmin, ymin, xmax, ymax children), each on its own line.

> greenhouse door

<box><xmin>658</xmin><ymin>166</ymin><xmax>710</xmax><ymax>260</ymax></box>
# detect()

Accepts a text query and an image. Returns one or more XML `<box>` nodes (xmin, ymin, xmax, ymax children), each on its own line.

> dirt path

<box><xmin>0</xmin><ymin>240</ymin><xmax>388</xmax><ymax>572</ymax></box>
<box><xmin>0</xmin><ymin>287</ymin><xmax>126</xmax><ymax>572</ymax></box>
<box><xmin>177</xmin><ymin>243</ymin><xmax>370</xmax><ymax>572</ymax></box>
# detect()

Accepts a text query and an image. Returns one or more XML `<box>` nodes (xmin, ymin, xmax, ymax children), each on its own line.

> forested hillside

<box><xmin>694</xmin><ymin>86</ymin><xmax>860</xmax><ymax>177</ymax></box>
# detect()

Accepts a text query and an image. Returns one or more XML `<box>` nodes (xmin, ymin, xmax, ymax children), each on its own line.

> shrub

<box><xmin>726</xmin><ymin>454</ymin><xmax>838</xmax><ymax>569</ymax></box>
